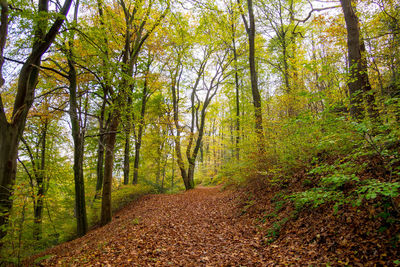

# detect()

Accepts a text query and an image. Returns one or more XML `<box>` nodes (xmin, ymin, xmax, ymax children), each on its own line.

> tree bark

<box><xmin>171</xmin><ymin>145</ymin><xmax>175</xmax><ymax>189</ymax></box>
<box><xmin>100</xmin><ymin>112</ymin><xmax>119</xmax><ymax>225</ymax></box>
<box><xmin>65</xmin><ymin>0</ymin><xmax>88</xmax><ymax>237</ymax></box>
<box><xmin>0</xmin><ymin>0</ymin><xmax>73</xmax><ymax>241</ymax></box>
<box><xmin>132</xmin><ymin>69</ymin><xmax>148</xmax><ymax>185</ymax></box>
<box><xmin>95</xmin><ymin>0</ymin><xmax>109</xmax><ymax>198</ymax></box>
<box><xmin>123</xmin><ymin>96</ymin><xmax>132</xmax><ymax>185</ymax></box>
<box><xmin>232</xmin><ymin>26</ymin><xmax>241</xmax><ymax>161</ymax></box>
<box><xmin>170</xmin><ymin>67</ymin><xmax>189</xmax><ymax>189</ymax></box>
<box><xmin>241</xmin><ymin>0</ymin><xmax>265</xmax><ymax>150</ymax></box>
<box><xmin>33</xmin><ymin>119</ymin><xmax>48</xmax><ymax>240</ymax></box>
<box><xmin>340</xmin><ymin>0</ymin><xmax>378</xmax><ymax>120</ymax></box>
<box><xmin>68</xmin><ymin>45</ymin><xmax>88</xmax><ymax>236</ymax></box>
<box><xmin>95</xmin><ymin>117</ymin><xmax>105</xmax><ymax>199</ymax></box>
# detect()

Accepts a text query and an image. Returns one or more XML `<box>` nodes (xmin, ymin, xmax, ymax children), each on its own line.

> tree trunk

<box><xmin>156</xmin><ymin>145</ymin><xmax>162</xmax><ymax>186</ymax></box>
<box><xmin>0</xmin><ymin>0</ymin><xmax>73</xmax><ymax>241</ymax></box>
<box><xmin>33</xmin><ymin>119</ymin><xmax>48</xmax><ymax>240</ymax></box>
<box><xmin>71</xmin><ymin>131</ymin><xmax>88</xmax><ymax>236</ymax></box>
<box><xmin>66</xmin><ymin>0</ymin><xmax>88</xmax><ymax>237</ymax></box>
<box><xmin>123</xmin><ymin>123</ymin><xmax>130</xmax><ymax>185</ymax></box>
<box><xmin>95</xmin><ymin>126</ymin><xmax>105</xmax><ymax>199</ymax></box>
<box><xmin>95</xmin><ymin>0</ymin><xmax>110</xmax><ymax>198</ymax></box>
<box><xmin>161</xmin><ymin>152</ymin><xmax>167</xmax><ymax>192</ymax></box>
<box><xmin>100</xmin><ymin>112</ymin><xmax>119</xmax><ymax>225</ymax></box>
<box><xmin>171</xmin><ymin>70</ymin><xmax>190</xmax><ymax>189</ymax></box>
<box><xmin>187</xmin><ymin>161</ymin><xmax>195</xmax><ymax>189</ymax></box>
<box><xmin>95</xmin><ymin>95</ymin><xmax>108</xmax><ymax>199</ymax></box>
<box><xmin>0</xmin><ymin>125</ymin><xmax>19</xmax><ymax>241</ymax></box>
<box><xmin>68</xmin><ymin>51</ymin><xmax>88</xmax><ymax>237</ymax></box>
<box><xmin>340</xmin><ymin>0</ymin><xmax>378</xmax><ymax>120</ymax></box>
<box><xmin>123</xmin><ymin>93</ymin><xmax>132</xmax><ymax>185</ymax></box>
<box><xmin>245</xmin><ymin>0</ymin><xmax>264</xmax><ymax>150</ymax></box>
<box><xmin>132</xmin><ymin>67</ymin><xmax>148</xmax><ymax>185</ymax></box>
<box><xmin>132</xmin><ymin>138</ymin><xmax>141</xmax><ymax>185</ymax></box>
<box><xmin>171</xmin><ymin>145</ymin><xmax>175</xmax><ymax>189</ymax></box>
<box><xmin>232</xmin><ymin>27</ymin><xmax>241</xmax><ymax>161</ymax></box>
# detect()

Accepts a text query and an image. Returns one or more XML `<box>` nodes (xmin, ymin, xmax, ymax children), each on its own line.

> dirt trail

<box><xmin>36</xmin><ymin>187</ymin><xmax>267</xmax><ymax>266</ymax></box>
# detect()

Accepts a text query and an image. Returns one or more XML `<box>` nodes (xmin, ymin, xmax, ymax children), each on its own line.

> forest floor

<box><xmin>28</xmin><ymin>185</ymin><xmax>398</xmax><ymax>266</ymax></box>
<box><xmin>30</xmin><ymin>186</ymin><xmax>267</xmax><ymax>266</ymax></box>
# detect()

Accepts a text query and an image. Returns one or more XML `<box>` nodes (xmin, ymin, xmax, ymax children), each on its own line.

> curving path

<box><xmin>35</xmin><ymin>187</ymin><xmax>267</xmax><ymax>266</ymax></box>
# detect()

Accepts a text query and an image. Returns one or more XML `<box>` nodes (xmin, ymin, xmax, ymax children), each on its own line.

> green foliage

<box><xmin>214</xmin><ymin>158</ymin><xmax>256</xmax><ymax>187</ymax></box>
<box><xmin>111</xmin><ymin>185</ymin><xmax>154</xmax><ymax>210</ymax></box>
<box><xmin>34</xmin><ymin>254</ymin><xmax>55</xmax><ymax>264</ymax></box>
<box><xmin>240</xmin><ymin>199</ymin><xmax>255</xmax><ymax>215</ymax></box>
<box><xmin>320</xmin><ymin>174</ymin><xmax>359</xmax><ymax>190</ymax></box>
<box><xmin>292</xmin><ymin>176</ymin><xmax>399</xmax><ymax>212</ymax></box>
<box><xmin>355</xmin><ymin>180</ymin><xmax>400</xmax><ymax>204</ymax></box>
<box><xmin>131</xmin><ymin>217</ymin><xmax>141</xmax><ymax>225</ymax></box>
<box><xmin>291</xmin><ymin>189</ymin><xmax>345</xmax><ymax>210</ymax></box>
<box><xmin>89</xmin><ymin>184</ymin><xmax>154</xmax><ymax>226</ymax></box>
<box><xmin>265</xmin><ymin>217</ymin><xmax>289</xmax><ymax>243</ymax></box>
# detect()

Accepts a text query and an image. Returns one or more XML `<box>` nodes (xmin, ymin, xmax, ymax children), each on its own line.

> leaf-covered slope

<box><xmin>29</xmin><ymin>185</ymin><xmax>399</xmax><ymax>266</ymax></box>
<box><xmin>30</xmin><ymin>187</ymin><xmax>264</xmax><ymax>266</ymax></box>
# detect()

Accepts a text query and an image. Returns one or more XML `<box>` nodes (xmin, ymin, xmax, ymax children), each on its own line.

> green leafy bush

<box><xmin>89</xmin><ymin>184</ymin><xmax>154</xmax><ymax>226</ymax></box>
<box><xmin>291</xmin><ymin>189</ymin><xmax>345</xmax><ymax>210</ymax></box>
<box><xmin>355</xmin><ymin>180</ymin><xmax>400</xmax><ymax>205</ymax></box>
<box><xmin>320</xmin><ymin>174</ymin><xmax>359</xmax><ymax>190</ymax></box>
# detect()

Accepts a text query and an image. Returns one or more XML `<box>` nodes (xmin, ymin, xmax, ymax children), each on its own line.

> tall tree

<box><xmin>66</xmin><ymin>0</ymin><xmax>88</xmax><ymax>236</ymax></box>
<box><xmin>100</xmin><ymin>0</ymin><xmax>169</xmax><ymax>225</ymax></box>
<box><xmin>132</xmin><ymin>57</ymin><xmax>152</xmax><ymax>185</ymax></box>
<box><xmin>20</xmin><ymin>117</ymin><xmax>49</xmax><ymax>241</ymax></box>
<box><xmin>94</xmin><ymin>0</ymin><xmax>111</xmax><ymax>198</ymax></box>
<box><xmin>0</xmin><ymin>0</ymin><xmax>73</xmax><ymax>241</ymax></box>
<box><xmin>227</xmin><ymin>0</ymin><xmax>242</xmax><ymax>160</ymax></box>
<box><xmin>340</xmin><ymin>0</ymin><xmax>378</xmax><ymax>120</ymax></box>
<box><xmin>238</xmin><ymin>0</ymin><xmax>265</xmax><ymax>150</ymax></box>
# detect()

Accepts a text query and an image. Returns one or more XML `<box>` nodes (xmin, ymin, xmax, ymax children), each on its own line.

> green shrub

<box><xmin>89</xmin><ymin>184</ymin><xmax>154</xmax><ymax>225</ymax></box>
<box><xmin>291</xmin><ymin>189</ymin><xmax>345</xmax><ymax>210</ymax></box>
<box><xmin>320</xmin><ymin>174</ymin><xmax>359</xmax><ymax>190</ymax></box>
<box><xmin>354</xmin><ymin>180</ymin><xmax>400</xmax><ymax>206</ymax></box>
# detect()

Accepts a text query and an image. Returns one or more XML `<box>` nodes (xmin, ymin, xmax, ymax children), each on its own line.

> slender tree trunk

<box><xmin>171</xmin><ymin>68</ymin><xmax>189</xmax><ymax>189</ymax></box>
<box><xmin>95</xmin><ymin>122</ymin><xmax>105</xmax><ymax>199</ymax></box>
<box><xmin>95</xmin><ymin>0</ymin><xmax>109</xmax><ymax>198</ymax></box>
<box><xmin>156</xmin><ymin>153</ymin><xmax>161</xmax><ymax>186</ymax></box>
<box><xmin>68</xmin><ymin>50</ymin><xmax>88</xmax><ymax>237</ymax></box>
<box><xmin>123</xmin><ymin>118</ymin><xmax>131</xmax><ymax>185</ymax></box>
<box><xmin>281</xmin><ymin>31</ymin><xmax>293</xmax><ymax>117</ymax></box>
<box><xmin>100</xmin><ymin>112</ymin><xmax>119</xmax><ymax>225</ymax></box>
<box><xmin>66</xmin><ymin>0</ymin><xmax>87</xmax><ymax>237</ymax></box>
<box><xmin>232</xmin><ymin>29</ymin><xmax>240</xmax><ymax>161</ymax></box>
<box><xmin>244</xmin><ymin>0</ymin><xmax>264</xmax><ymax>150</ymax></box>
<box><xmin>33</xmin><ymin>119</ymin><xmax>48</xmax><ymax>240</ymax></box>
<box><xmin>132</xmin><ymin>64</ymin><xmax>149</xmax><ymax>184</ymax></box>
<box><xmin>200</xmin><ymin>142</ymin><xmax>204</xmax><ymax>163</ymax></box>
<box><xmin>123</xmin><ymin>93</ymin><xmax>133</xmax><ymax>185</ymax></box>
<box><xmin>171</xmin><ymin>145</ymin><xmax>175</xmax><ymax>189</ymax></box>
<box><xmin>161</xmin><ymin>158</ymin><xmax>166</xmax><ymax>193</ymax></box>
<box><xmin>95</xmin><ymin>91</ymin><xmax>109</xmax><ymax>199</ymax></box>
<box><xmin>155</xmin><ymin>134</ymin><xmax>164</xmax><ymax>186</ymax></box>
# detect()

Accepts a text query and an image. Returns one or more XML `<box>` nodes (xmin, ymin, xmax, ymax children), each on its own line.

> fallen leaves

<box><xmin>27</xmin><ymin>186</ymin><xmax>399</xmax><ymax>266</ymax></box>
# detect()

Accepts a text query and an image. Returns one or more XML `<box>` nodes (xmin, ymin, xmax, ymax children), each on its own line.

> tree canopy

<box><xmin>0</xmin><ymin>0</ymin><xmax>399</xmax><ymax>264</ymax></box>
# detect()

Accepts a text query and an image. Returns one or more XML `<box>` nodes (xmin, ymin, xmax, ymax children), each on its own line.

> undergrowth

<box><xmin>219</xmin><ymin>109</ymin><xmax>400</xmax><ymax>262</ymax></box>
<box><xmin>1</xmin><ymin>183</ymin><xmax>154</xmax><ymax>265</ymax></box>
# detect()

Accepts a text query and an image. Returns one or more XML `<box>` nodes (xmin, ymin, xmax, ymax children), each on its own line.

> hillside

<box><xmin>28</xmin><ymin>185</ymin><xmax>399</xmax><ymax>266</ymax></box>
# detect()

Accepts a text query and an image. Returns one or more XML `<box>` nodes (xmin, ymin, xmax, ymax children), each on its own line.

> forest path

<box><xmin>37</xmin><ymin>186</ymin><xmax>267</xmax><ymax>266</ymax></box>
